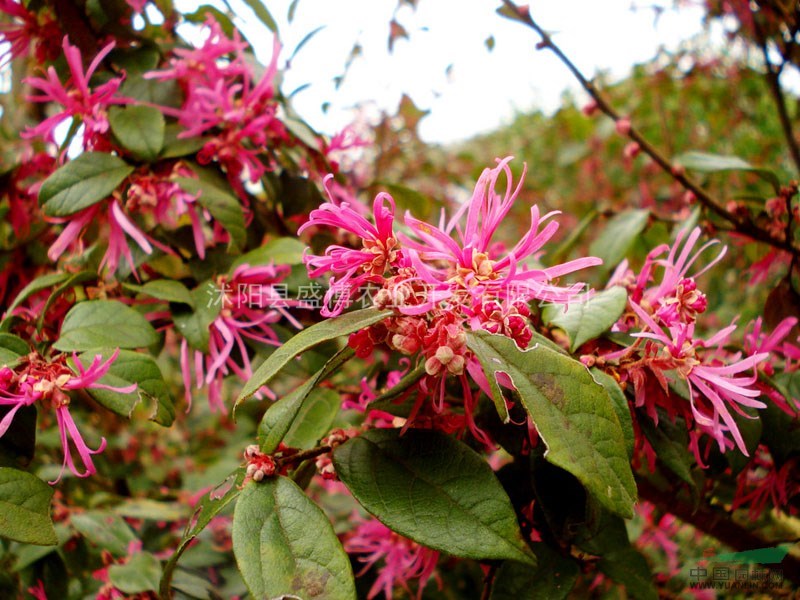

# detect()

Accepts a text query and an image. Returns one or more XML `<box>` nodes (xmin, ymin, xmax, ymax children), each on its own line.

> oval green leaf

<box><xmin>71</xmin><ymin>511</ymin><xmax>137</xmax><ymax>557</ymax></box>
<box><xmin>109</xmin><ymin>105</ymin><xmax>166</xmax><ymax>161</ymax></box>
<box><xmin>589</xmin><ymin>209</ymin><xmax>649</xmax><ymax>272</ymax></box>
<box><xmin>232</xmin><ymin>477</ymin><xmax>356</xmax><ymax>599</ymax></box>
<box><xmin>108</xmin><ymin>552</ymin><xmax>162</xmax><ymax>594</ymax></box>
<box><xmin>54</xmin><ymin>300</ymin><xmax>159</xmax><ymax>352</ymax></box>
<box><xmin>0</xmin><ymin>333</ymin><xmax>29</xmax><ymax>367</ymax></box>
<box><xmin>467</xmin><ymin>331</ymin><xmax>636</xmax><ymax>518</ymax></box>
<box><xmin>258</xmin><ymin>347</ymin><xmax>353</xmax><ymax>453</ymax></box>
<box><xmin>75</xmin><ymin>349</ymin><xmax>175</xmax><ymax>426</ymax></box>
<box><xmin>172</xmin><ymin>282</ymin><xmax>222</xmax><ymax>352</ymax></box>
<box><xmin>39</xmin><ymin>152</ymin><xmax>133</xmax><ymax>217</ymax></box>
<box><xmin>233</xmin><ymin>237</ymin><xmax>307</xmax><ymax>269</ymax></box>
<box><xmin>0</xmin><ymin>467</ymin><xmax>57</xmax><ymax>545</ymax></box>
<box><xmin>674</xmin><ymin>151</ymin><xmax>780</xmax><ymax>191</ymax></box>
<box><xmin>542</xmin><ymin>287</ymin><xmax>628</xmax><ymax>352</ymax></box>
<box><xmin>333</xmin><ymin>428</ymin><xmax>536</xmax><ymax>565</ymax></box>
<box><xmin>123</xmin><ymin>280</ymin><xmax>195</xmax><ymax>308</ymax></box>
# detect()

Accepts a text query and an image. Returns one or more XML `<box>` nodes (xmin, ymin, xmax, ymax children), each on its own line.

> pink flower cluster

<box><xmin>180</xmin><ymin>263</ymin><xmax>301</xmax><ymax>412</ymax></box>
<box><xmin>301</xmin><ymin>157</ymin><xmax>599</xmax><ymax>443</ymax></box>
<box><xmin>146</xmin><ymin>17</ymin><xmax>287</xmax><ymax>189</ymax></box>
<box><xmin>603</xmin><ymin>227</ymin><xmax>775</xmax><ymax>461</ymax></box>
<box><xmin>344</xmin><ymin>517</ymin><xmax>440</xmax><ymax>600</ymax></box>
<box><xmin>732</xmin><ymin>446</ymin><xmax>799</xmax><ymax>519</ymax></box>
<box><xmin>0</xmin><ymin>349</ymin><xmax>135</xmax><ymax>483</ymax></box>
<box><xmin>0</xmin><ymin>0</ymin><xmax>61</xmax><ymax>66</ymax></box>
<box><xmin>23</xmin><ymin>37</ymin><xmax>129</xmax><ymax>149</ymax></box>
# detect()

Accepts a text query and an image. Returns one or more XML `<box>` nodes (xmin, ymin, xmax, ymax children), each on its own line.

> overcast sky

<box><xmin>175</xmin><ymin>0</ymin><xmax>710</xmax><ymax>144</ymax></box>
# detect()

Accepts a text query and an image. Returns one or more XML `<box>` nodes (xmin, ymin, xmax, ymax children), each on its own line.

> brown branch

<box><xmin>275</xmin><ymin>444</ymin><xmax>332</xmax><ymax>469</ymax></box>
<box><xmin>499</xmin><ymin>0</ymin><xmax>800</xmax><ymax>260</ymax></box>
<box><xmin>638</xmin><ymin>478</ymin><xmax>800</xmax><ymax>586</ymax></box>
<box><xmin>751</xmin><ymin>5</ymin><xmax>800</xmax><ymax>175</ymax></box>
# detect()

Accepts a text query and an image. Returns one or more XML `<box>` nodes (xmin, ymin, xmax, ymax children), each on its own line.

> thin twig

<box><xmin>499</xmin><ymin>0</ymin><xmax>800</xmax><ymax>260</ymax></box>
<box><xmin>275</xmin><ymin>444</ymin><xmax>332</xmax><ymax>469</ymax></box>
<box><xmin>751</xmin><ymin>5</ymin><xmax>800</xmax><ymax>175</ymax></box>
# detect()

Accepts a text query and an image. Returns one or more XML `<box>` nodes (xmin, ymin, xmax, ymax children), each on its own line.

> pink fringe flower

<box><xmin>180</xmin><ymin>263</ymin><xmax>302</xmax><ymax>412</ymax></box>
<box><xmin>0</xmin><ymin>349</ymin><xmax>136</xmax><ymax>483</ymax></box>
<box><xmin>344</xmin><ymin>517</ymin><xmax>440</xmax><ymax>600</ymax></box>
<box><xmin>23</xmin><ymin>37</ymin><xmax>129</xmax><ymax>147</ymax></box>
<box><xmin>628</xmin><ymin>300</ymin><xmax>768</xmax><ymax>457</ymax></box>
<box><xmin>299</xmin><ymin>176</ymin><xmax>401</xmax><ymax>317</ymax></box>
<box><xmin>0</xmin><ymin>0</ymin><xmax>60</xmax><ymax>65</ymax></box>
<box><xmin>47</xmin><ymin>199</ymin><xmax>168</xmax><ymax>278</ymax></box>
<box><xmin>304</xmin><ymin>158</ymin><xmax>599</xmax><ymax>446</ymax></box>
<box><xmin>145</xmin><ymin>17</ymin><xmax>287</xmax><ymax>187</ymax></box>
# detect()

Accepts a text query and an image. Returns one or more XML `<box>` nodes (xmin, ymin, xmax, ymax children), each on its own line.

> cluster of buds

<box><xmin>315</xmin><ymin>429</ymin><xmax>351</xmax><ymax>480</ymax></box>
<box><xmin>420</xmin><ymin>313</ymin><xmax>469</xmax><ymax>377</ymax></box>
<box><xmin>243</xmin><ymin>444</ymin><xmax>276</xmax><ymax>483</ymax></box>
<box><xmin>471</xmin><ymin>298</ymin><xmax>533</xmax><ymax>349</ymax></box>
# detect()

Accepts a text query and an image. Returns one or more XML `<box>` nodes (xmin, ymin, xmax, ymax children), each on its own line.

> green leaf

<box><xmin>233</xmin><ymin>477</ymin><xmax>356</xmax><ymax>599</ymax></box>
<box><xmin>239</xmin><ymin>0</ymin><xmax>278</xmax><ymax>31</ymax></box>
<box><xmin>160</xmin><ymin>469</ymin><xmax>244</xmax><ymax>598</ymax></box>
<box><xmin>77</xmin><ymin>349</ymin><xmax>175</xmax><ymax>426</ymax></box>
<box><xmin>123</xmin><ymin>280</ymin><xmax>195</xmax><ymax>307</ymax></box>
<box><xmin>589</xmin><ymin>209</ymin><xmax>649</xmax><ymax>271</ymax></box>
<box><xmin>175</xmin><ymin>177</ymin><xmax>246</xmax><ymax>252</ymax></box>
<box><xmin>761</xmin><ymin>383</ymin><xmax>800</xmax><ymax>463</ymax></box>
<box><xmin>0</xmin><ymin>467</ymin><xmax>56</xmax><ymax>545</ymax></box>
<box><xmin>0</xmin><ymin>333</ymin><xmax>29</xmax><ymax>367</ymax></box>
<box><xmin>183</xmin><ymin>4</ymin><xmax>236</xmax><ymax>37</ymax></box>
<box><xmin>674</xmin><ymin>151</ymin><xmax>780</xmax><ymax>190</ymax></box>
<box><xmin>160</xmin><ymin>124</ymin><xmax>208</xmax><ymax>159</ymax></box>
<box><xmin>333</xmin><ymin>428</ymin><xmax>536</xmax><ymax>565</ymax></box>
<box><xmin>258</xmin><ymin>347</ymin><xmax>353</xmax><ymax>453</ymax></box>
<box><xmin>109</xmin><ymin>105</ymin><xmax>166</xmax><ymax>161</ymax></box>
<box><xmin>71</xmin><ymin>511</ymin><xmax>137</xmax><ymax>557</ymax></box>
<box><xmin>172</xmin><ymin>282</ymin><xmax>222</xmax><ymax>351</ymax></box>
<box><xmin>591</xmin><ymin>369</ymin><xmax>634</xmax><ymax>460</ymax></box>
<box><xmin>6</xmin><ymin>272</ymin><xmax>70</xmax><ymax>314</ymax></box>
<box><xmin>282</xmin><ymin>116</ymin><xmax>321</xmax><ymax>149</ymax></box>
<box><xmin>54</xmin><ymin>300</ymin><xmax>159</xmax><ymax>352</ymax></box>
<box><xmin>233</xmin><ymin>237</ymin><xmax>307</xmax><ymax>269</ymax></box>
<box><xmin>108</xmin><ymin>552</ymin><xmax>162</xmax><ymax>594</ymax></box>
<box><xmin>36</xmin><ymin>271</ymin><xmax>97</xmax><ymax>331</ymax></box>
<box><xmin>120</xmin><ymin>76</ymin><xmax>181</xmax><ymax>108</ymax></box>
<box><xmin>113</xmin><ymin>499</ymin><xmax>188</xmax><ymax>522</ymax></box>
<box><xmin>282</xmin><ymin>388</ymin><xmax>340</xmax><ymax>449</ymax></box>
<box><xmin>277</xmin><ymin>171</ymin><xmax>325</xmax><ymax>217</ymax></box>
<box><xmin>467</xmin><ymin>331</ymin><xmax>636</xmax><ymax>518</ymax></box>
<box><xmin>236</xmin><ymin>307</ymin><xmax>392</xmax><ymax>406</ymax></box>
<box><xmin>491</xmin><ymin>543</ymin><xmax>579</xmax><ymax>600</ymax></box>
<box><xmin>39</xmin><ymin>152</ymin><xmax>134</xmax><ymax>217</ymax></box>
<box><xmin>542</xmin><ymin>287</ymin><xmax>627</xmax><ymax>352</ymax></box>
